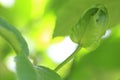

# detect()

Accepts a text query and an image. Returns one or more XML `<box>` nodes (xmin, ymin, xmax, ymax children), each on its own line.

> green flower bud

<box><xmin>70</xmin><ymin>4</ymin><xmax>109</xmax><ymax>50</ymax></box>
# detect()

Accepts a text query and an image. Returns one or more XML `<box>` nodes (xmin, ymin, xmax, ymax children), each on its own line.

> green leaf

<box><xmin>70</xmin><ymin>4</ymin><xmax>108</xmax><ymax>50</ymax></box>
<box><xmin>15</xmin><ymin>57</ymin><xmax>63</xmax><ymax>80</ymax></box>
<box><xmin>35</xmin><ymin>66</ymin><xmax>63</xmax><ymax>80</ymax></box>
<box><xmin>46</xmin><ymin>0</ymin><xmax>69</xmax><ymax>13</ymax></box>
<box><xmin>53</xmin><ymin>0</ymin><xmax>120</xmax><ymax>37</ymax></box>
<box><xmin>15</xmin><ymin>55</ymin><xmax>38</xmax><ymax>80</ymax></box>
<box><xmin>0</xmin><ymin>18</ymin><xmax>29</xmax><ymax>56</ymax></box>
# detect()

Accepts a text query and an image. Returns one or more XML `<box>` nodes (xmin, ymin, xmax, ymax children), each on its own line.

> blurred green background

<box><xmin>0</xmin><ymin>0</ymin><xmax>120</xmax><ymax>80</ymax></box>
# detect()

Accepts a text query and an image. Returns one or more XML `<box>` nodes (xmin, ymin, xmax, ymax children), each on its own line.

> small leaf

<box><xmin>15</xmin><ymin>55</ymin><xmax>38</xmax><ymax>80</ymax></box>
<box><xmin>70</xmin><ymin>4</ymin><xmax>108</xmax><ymax>50</ymax></box>
<box><xmin>35</xmin><ymin>66</ymin><xmax>63</xmax><ymax>80</ymax></box>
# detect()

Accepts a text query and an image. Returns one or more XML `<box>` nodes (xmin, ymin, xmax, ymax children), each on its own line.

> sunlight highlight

<box><xmin>102</xmin><ymin>29</ymin><xmax>111</xmax><ymax>38</ymax></box>
<box><xmin>6</xmin><ymin>55</ymin><xmax>16</xmax><ymax>72</ymax></box>
<box><xmin>0</xmin><ymin>0</ymin><xmax>15</xmax><ymax>8</ymax></box>
<box><xmin>47</xmin><ymin>36</ymin><xmax>78</xmax><ymax>63</ymax></box>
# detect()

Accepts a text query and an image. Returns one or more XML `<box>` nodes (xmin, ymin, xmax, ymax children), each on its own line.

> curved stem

<box><xmin>54</xmin><ymin>45</ymin><xmax>82</xmax><ymax>72</ymax></box>
<box><xmin>0</xmin><ymin>18</ymin><xmax>29</xmax><ymax>56</ymax></box>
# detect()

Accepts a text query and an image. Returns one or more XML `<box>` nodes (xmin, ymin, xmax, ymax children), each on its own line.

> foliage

<box><xmin>0</xmin><ymin>0</ymin><xmax>120</xmax><ymax>80</ymax></box>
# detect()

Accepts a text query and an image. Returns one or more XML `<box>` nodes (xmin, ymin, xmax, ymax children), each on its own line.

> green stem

<box><xmin>54</xmin><ymin>45</ymin><xmax>82</xmax><ymax>72</ymax></box>
<box><xmin>0</xmin><ymin>18</ymin><xmax>29</xmax><ymax>56</ymax></box>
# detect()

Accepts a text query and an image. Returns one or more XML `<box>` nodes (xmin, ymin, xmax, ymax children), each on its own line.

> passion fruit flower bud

<box><xmin>70</xmin><ymin>4</ymin><xmax>109</xmax><ymax>50</ymax></box>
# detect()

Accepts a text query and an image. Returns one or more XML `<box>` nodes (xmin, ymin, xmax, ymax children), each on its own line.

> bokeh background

<box><xmin>0</xmin><ymin>0</ymin><xmax>120</xmax><ymax>80</ymax></box>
